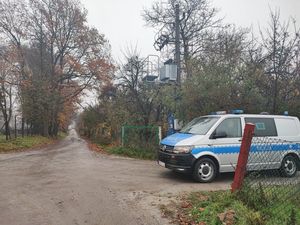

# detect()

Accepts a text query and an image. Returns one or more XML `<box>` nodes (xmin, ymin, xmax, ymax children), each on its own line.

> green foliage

<box><xmin>105</xmin><ymin>146</ymin><xmax>157</xmax><ymax>160</ymax></box>
<box><xmin>79</xmin><ymin>106</ymin><xmax>102</xmax><ymax>138</ymax></box>
<box><xmin>234</xmin><ymin>182</ymin><xmax>300</xmax><ymax>225</ymax></box>
<box><xmin>121</xmin><ymin>125</ymin><xmax>159</xmax><ymax>151</ymax></box>
<box><xmin>177</xmin><ymin>27</ymin><xmax>268</xmax><ymax>122</ymax></box>
<box><xmin>185</xmin><ymin>191</ymin><xmax>262</xmax><ymax>225</ymax></box>
<box><xmin>78</xmin><ymin>104</ymin><xmax>122</xmax><ymax>145</ymax></box>
<box><xmin>79</xmin><ymin>54</ymin><xmax>168</xmax><ymax>147</ymax></box>
<box><xmin>235</xmin><ymin>182</ymin><xmax>267</xmax><ymax>211</ymax></box>
<box><xmin>57</xmin><ymin>132</ymin><xmax>68</xmax><ymax>139</ymax></box>
<box><xmin>0</xmin><ymin>135</ymin><xmax>54</xmax><ymax>152</ymax></box>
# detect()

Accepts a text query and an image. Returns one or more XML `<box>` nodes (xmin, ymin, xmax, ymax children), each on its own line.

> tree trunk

<box><xmin>4</xmin><ymin>120</ymin><xmax>10</xmax><ymax>140</ymax></box>
<box><xmin>43</xmin><ymin>119</ymin><xmax>49</xmax><ymax>137</ymax></box>
<box><xmin>272</xmin><ymin>75</ymin><xmax>279</xmax><ymax>114</ymax></box>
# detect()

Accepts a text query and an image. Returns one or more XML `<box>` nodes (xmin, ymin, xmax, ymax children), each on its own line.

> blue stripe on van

<box><xmin>160</xmin><ymin>133</ymin><xmax>194</xmax><ymax>146</ymax></box>
<box><xmin>191</xmin><ymin>143</ymin><xmax>300</xmax><ymax>155</ymax></box>
<box><xmin>191</xmin><ymin>146</ymin><xmax>240</xmax><ymax>155</ymax></box>
<box><xmin>251</xmin><ymin>143</ymin><xmax>300</xmax><ymax>152</ymax></box>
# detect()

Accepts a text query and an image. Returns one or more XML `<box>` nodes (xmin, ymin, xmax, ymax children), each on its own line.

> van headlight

<box><xmin>173</xmin><ymin>146</ymin><xmax>194</xmax><ymax>154</ymax></box>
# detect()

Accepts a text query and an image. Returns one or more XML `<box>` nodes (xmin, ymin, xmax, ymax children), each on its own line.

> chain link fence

<box><xmin>237</xmin><ymin>136</ymin><xmax>300</xmax><ymax>225</ymax></box>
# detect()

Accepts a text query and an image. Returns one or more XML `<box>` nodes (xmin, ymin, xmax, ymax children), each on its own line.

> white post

<box><xmin>158</xmin><ymin>126</ymin><xmax>162</xmax><ymax>143</ymax></box>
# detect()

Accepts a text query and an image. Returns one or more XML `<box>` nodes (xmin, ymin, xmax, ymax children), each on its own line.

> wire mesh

<box><xmin>238</xmin><ymin>137</ymin><xmax>300</xmax><ymax>224</ymax></box>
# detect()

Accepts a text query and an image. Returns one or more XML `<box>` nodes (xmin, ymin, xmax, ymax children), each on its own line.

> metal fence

<box><xmin>237</xmin><ymin>136</ymin><xmax>300</xmax><ymax>225</ymax></box>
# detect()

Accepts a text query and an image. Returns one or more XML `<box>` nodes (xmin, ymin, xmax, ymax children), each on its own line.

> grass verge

<box><xmin>0</xmin><ymin>134</ymin><xmax>66</xmax><ymax>153</ymax></box>
<box><xmin>163</xmin><ymin>190</ymin><xmax>300</xmax><ymax>225</ymax></box>
<box><xmin>81</xmin><ymin>135</ymin><xmax>158</xmax><ymax>160</ymax></box>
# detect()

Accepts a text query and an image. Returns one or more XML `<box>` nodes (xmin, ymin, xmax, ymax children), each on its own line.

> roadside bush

<box><xmin>105</xmin><ymin>146</ymin><xmax>157</xmax><ymax>160</ymax></box>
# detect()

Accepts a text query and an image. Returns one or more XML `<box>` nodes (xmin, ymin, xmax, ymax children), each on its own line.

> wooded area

<box><xmin>0</xmin><ymin>0</ymin><xmax>299</xmax><ymax>145</ymax></box>
<box><xmin>79</xmin><ymin>0</ymin><xmax>300</xmax><ymax>145</ymax></box>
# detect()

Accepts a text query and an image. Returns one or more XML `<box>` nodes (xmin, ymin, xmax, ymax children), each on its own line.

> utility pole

<box><xmin>175</xmin><ymin>4</ymin><xmax>181</xmax><ymax>85</ymax></box>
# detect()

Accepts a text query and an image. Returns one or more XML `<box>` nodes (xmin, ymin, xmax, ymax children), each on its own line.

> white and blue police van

<box><xmin>158</xmin><ymin>111</ymin><xmax>300</xmax><ymax>183</ymax></box>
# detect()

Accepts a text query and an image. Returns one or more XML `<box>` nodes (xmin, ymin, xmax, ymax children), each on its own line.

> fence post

<box><xmin>158</xmin><ymin>126</ymin><xmax>162</xmax><ymax>143</ymax></box>
<box><xmin>121</xmin><ymin>126</ymin><xmax>125</xmax><ymax>147</ymax></box>
<box><xmin>231</xmin><ymin>123</ymin><xmax>255</xmax><ymax>192</ymax></box>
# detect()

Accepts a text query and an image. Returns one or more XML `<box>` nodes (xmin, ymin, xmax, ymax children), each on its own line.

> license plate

<box><xmin>158</xmin><ymin>161</ymin><xmax>165</xmax><ymax>167</ymax></box>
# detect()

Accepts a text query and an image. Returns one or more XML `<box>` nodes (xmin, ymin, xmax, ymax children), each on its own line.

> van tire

<box><xmin>280</xmin><ymin>155</ymin><xmax>298</xmax><ymax>177</ymax></box>
<box><xmin>193</xmin><ymin>158</ymin><xmax>217</xmax><ymax>183</ymax></box>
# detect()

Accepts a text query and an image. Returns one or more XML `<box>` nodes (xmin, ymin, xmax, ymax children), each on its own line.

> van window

<box><xmin>180</xmin><ymin>117</ymin><xmax>220</xmax><ymax>135</ymax></box>
<box><xmin>275</xmin><ymin>118</ymin><xmax>300</xmax><ymax>136</ymax></box>
<box><xmin>214</xmin><ymin>118</ymin><xmax>242</xmax><ymax>138</ymax></box>
<box><xmin>245</xmin><ymin>118</ymin><xmax>277</xmax><ymax>137</ymax></box>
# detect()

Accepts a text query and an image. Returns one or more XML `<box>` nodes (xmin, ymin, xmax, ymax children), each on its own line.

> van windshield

<box><xmin>180</xmin><ymin>117</ymin><xmax>220</xmax><ymax>135</ymax></box>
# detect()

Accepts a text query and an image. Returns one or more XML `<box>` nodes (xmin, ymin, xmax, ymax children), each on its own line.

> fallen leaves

<box><xmin>181</xmin><ymin>201</ymin><xmax>192</xmax><ymax>209</ymax></box>
<box><xmin>218</xmin><ymin>209</ymin><xmax>236</xmax><ymax>225</ymax></box>
<box><xmin>194</xmin><ymin>193</ymin><xmax>209</xmax><ymax>202</ymax></box>
<box><xmin>177</xmin><ymin>212</ymin><xmax>207</xmax><ymax>225</ymax></box>
<box><xmin>175</xmin><ymin>195</ymin><xmax>208</xmax><ymax>225</ymax></box>
<box><xmin>160</xmin><ymin>204</ymin><xmax>176</xmax><ymax>218</ymax></box>
<box><xmin>85</xmin><ymin>139</ymin><xmax>107</xmax><ymax>154</ymax></box>
<box><xmin>161</xmin><ymin>192</ymin><xmax>237</xmax><ymax>225</ymax></box>
<box><xmin>198</xmin><ymin>207</ymin><xmax>205</xmax><ymax>212</ymax></box>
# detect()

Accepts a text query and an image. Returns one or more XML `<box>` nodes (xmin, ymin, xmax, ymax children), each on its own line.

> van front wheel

<box><xmin>280</xmin><ymin>155</ymin><xmax>298</xmax><ymax>177</ymax></box>
<box><xmin>193</xmin><ymin>158</ymin><xmax>217</xmax><ymax>183</ymax></box>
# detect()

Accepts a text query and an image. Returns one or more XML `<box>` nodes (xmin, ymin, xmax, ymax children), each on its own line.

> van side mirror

<box><xmin>211</xmin><ymin>131</ymin><xmax>227</xmax><ymax>139</ymax></box>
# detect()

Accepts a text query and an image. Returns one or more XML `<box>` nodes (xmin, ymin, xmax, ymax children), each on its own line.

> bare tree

<box><xmin>0</xmin><ymin>0</ymin><xmax>29</xmax><ymax>80</ymax></box>
<box><xmin>261</xmin><ymin>10</ymin><xmax>300</xmax><ymax>113</ymax></box>
<box><xmin>143</xmin><ymin>0</ymin><xmax>221</xmax><ymax>77</ymax></box>
<box><xmin>0</xmin><ymin>47</ymin><xmax>17</xmax><ymax>140</ymax></box>
<box><xmin>117</xmin><ymin>51</ymin><xmax>161</xmax><ymax>126</ymax></box>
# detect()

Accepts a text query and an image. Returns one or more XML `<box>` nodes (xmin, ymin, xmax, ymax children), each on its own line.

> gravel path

<box><xmin>0</xmin><ymin>126</ymin><xmax>231</xmax><ymax>225</ymax></box>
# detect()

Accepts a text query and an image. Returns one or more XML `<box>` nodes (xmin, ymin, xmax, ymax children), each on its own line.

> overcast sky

<box><xmin>80</xmin><ymin>0</ymin><xmax>300</xmax><ymax>60</ymax></box>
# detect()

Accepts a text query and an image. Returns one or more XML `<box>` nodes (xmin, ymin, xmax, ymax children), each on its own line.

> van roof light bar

<box><xmin>230</xmin><ymin>109</ymin><xmax>244</xmax><ymax>114</ymax></box>
<box><xmin>211</xmin><ymin>111</ymin><xmax>227</xmax><ymax>115</ymax></box>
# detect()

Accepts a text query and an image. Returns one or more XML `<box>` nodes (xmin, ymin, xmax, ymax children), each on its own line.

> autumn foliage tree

<box><xmin>0</xmin><ymin>0</ymin><xmax>113</xmax><ymax>136</ymax></box>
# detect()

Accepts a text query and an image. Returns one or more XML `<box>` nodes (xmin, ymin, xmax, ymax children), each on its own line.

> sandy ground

<box><xmin>0</xmin><ymin>126</ymin><xmax>232</xmax><ymax>225</ymax></box>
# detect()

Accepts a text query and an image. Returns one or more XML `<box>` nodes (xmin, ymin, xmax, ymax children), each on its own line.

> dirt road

<box><xmin>0</xmin><ymin>126</ymin><xmax>231</xmax><ymax>225</ymax></box>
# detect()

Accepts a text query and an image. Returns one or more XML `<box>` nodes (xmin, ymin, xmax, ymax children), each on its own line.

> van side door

<box><xmin>244</xmin><ymin>117</ymin><xmax>280</xmax><ymax>170</ymax></box>
<box><xmin>210</xmin><ymin>117</ymin><xmax>242</xmax><ymax>172</ymax></box>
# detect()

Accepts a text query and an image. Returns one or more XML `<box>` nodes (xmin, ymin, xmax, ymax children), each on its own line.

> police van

<box><xmin>158</xmin><ymin>112</ymin><xmax>300</xmax><ymax>183</ymax></box>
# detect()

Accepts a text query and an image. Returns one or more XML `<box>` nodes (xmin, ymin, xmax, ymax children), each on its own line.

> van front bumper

<box><xmin>158</xmin><ymin>150</ymin><xmax>196</xmax><ymax>171</ymax></box>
